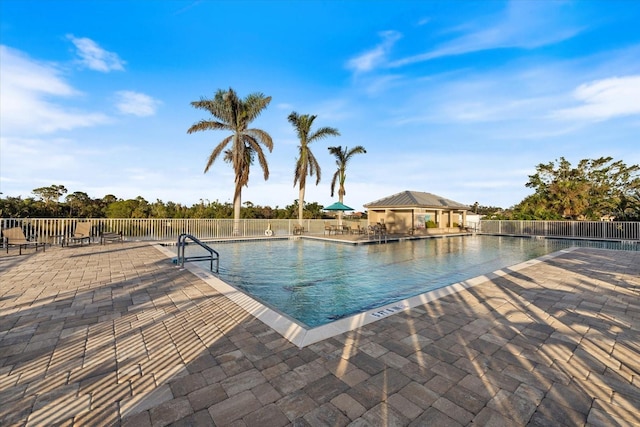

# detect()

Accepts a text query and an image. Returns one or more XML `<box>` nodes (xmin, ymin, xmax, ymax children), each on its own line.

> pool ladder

<box><xmin>368</xmin><ymin>225</ymin><xmax>388</xmax><ymax>244</ymax></box>
<box><xmin>176</xmin><ymin>233</ymin><xmax>220</xmax><ymax>273</ymax></box>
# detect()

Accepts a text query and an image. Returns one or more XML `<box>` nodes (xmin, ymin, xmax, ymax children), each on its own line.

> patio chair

<box><xmin>324</xmin><ymin>223</ymin><xmax>333</xmax><ymax>235</ymax></box>
<box><xmin>100</xmin><ymin>231</ymin><xmax>123</xmax><ymax>245</ymax></box>
<box><xmin>2</xmin><ymin>227</ymin><xmax>46</xmax><ymax>255</ymax></box>
<box><xmin>337</xmin><ymin>225</ymin><xmax>350</xmax><ymax>234</ymax></box>
<box><xmin>66</xmin><ymin>221</ymin><xmax>92</xmax><ymax>246</ymax></box>
<box><xmin>351</xmin><ymin>225</ymin><xmax>365</xmax><ymax>235</ymax></box>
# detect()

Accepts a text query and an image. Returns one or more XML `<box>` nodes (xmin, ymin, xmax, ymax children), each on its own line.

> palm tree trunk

<box><xmin>338</xmin><ymin>188</ymin><xmax>347</xmax><ymax>226</ymax></box>
<box><xmin>298</xmin><ymin>185</ymin><xmax>305</xmax><ymax>226</ymax></box>
<box><xmin>233</xmin><ymin>182</ymin><xmax>242</xmax><ymax>235</ymax></box>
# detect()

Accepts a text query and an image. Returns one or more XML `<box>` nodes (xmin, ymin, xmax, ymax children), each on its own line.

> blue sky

<box><xmin>1</xmin><ymin>0</ymin><xmax>639</xmax><ymax>212</ymax></box>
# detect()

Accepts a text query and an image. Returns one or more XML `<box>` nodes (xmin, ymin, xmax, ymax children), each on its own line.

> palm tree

<box><xmin>328</xmin><ymin>145</ymin><xmax>367</xmax><ymax>224</ymax></box>
<box><xmin>188</xmin><ymin>88</ymin><xmax>273</xmax><ymax>234</ymax></box>
<box><xmin>328</xmin><ymin>145</ymin><xmax>367</xmax><ymax>201</ymax></box>
<box><xmin>288</xmin><ymin>112</ymin><xmax>340</xmax><ymax>225</ymax></box>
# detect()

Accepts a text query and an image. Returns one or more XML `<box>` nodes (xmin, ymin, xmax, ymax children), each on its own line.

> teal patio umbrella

<box><xmin>324</xmin><ymin>202</ymin><xmax>354</xmax><ymax>226</ymax></box>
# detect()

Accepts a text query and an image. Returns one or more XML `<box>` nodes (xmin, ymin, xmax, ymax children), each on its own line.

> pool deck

<box><xmin>1</xmin><ymin>241</ymin><xmax>639</xmax><ymax>426</ymax></box>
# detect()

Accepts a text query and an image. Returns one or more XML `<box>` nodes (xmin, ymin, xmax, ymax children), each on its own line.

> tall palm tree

<box><xmin>188</xmin><ymin>88</ymin><xmax>273</xmax><ymax>234</ymax></box>
<box><xmin>288</xmin><ymin>112</ymin><xmax>340</xmax><ymax>225</ymax></box>
<box><xmin>328</xmin><ymin>145</ymin><xmax>366</xmax><ymax>224</ymax></box>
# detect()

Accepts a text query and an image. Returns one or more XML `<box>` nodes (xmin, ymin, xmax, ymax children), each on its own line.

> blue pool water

<box><xmin>186</xmin><ymin>235</ymin><xmax>638</xmax><ymax>327</ymax></box>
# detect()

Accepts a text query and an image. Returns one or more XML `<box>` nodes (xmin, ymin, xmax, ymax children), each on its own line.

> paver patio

<box><xmin>0</xmin><ymin>241</ymin><xmax>638</xmax><ymax>426</ymax></box>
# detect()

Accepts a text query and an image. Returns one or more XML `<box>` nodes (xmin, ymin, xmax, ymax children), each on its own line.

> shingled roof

<box><xmin>364</xmin><ymin>191</ymin><xmax>470</xmax><ymax>209</ymax></box>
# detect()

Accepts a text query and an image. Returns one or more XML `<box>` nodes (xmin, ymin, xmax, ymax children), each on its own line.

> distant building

<box><xmin>364</xmin><ymin>190</ymin><xmax>472</xmax><ymax>234</ymax></box>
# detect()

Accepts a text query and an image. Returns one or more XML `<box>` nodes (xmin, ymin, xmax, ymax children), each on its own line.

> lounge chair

<box><xmin>293</xmin><ymin>225</ymin><xmax>305</xmax><ymax>235</ymax></box>
<box><xmin>2</xmin><ymin>227</ymin><xmax>46</xmax><ymax>255</ymax></box>
<box><xmin>100</xmin><ymin>231</ymin><xmax>123</xmax><ymax>244</ymax></box>
<box><xmin>66</xmin><ymin>221</ymin><xmax>92</xmax><ymax>246</ymax></box>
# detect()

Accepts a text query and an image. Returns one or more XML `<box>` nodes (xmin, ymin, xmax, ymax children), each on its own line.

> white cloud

<box><xmin>0</xmin><ymin>45</ymin><xmax>110</xmax><ymax>135</ymax></box>
<box><xmin>346</xmin><ymin>31</ymin><xmax>402</xmax><ymax>73</ymax></box>
<box><xmin>0</xmin><ymin>137</ymin><xmax>80</xmax><ymax>196</ymax></box>
<box><xmin>115</xmin><ymin>91</ymin><xmax>161</xmax><ymax>117</ymax></box>
<box><xmin>390</xmin><ymin>1</ymin><xmax>582</xmax><ymax>67</ymax></box>
<box><xmin>551</xmin><ymin>75</ymin><xmax>640</xmax><ymax>122</ymax></box>
<box><xmin>67</xmin><ymin>34</ymin><xmax>125</xmax><ymax>72</ymax></box>
<box><xmin>359</xmin><ymin>74</ymin><xmax>404</xmax><ymax>96</ymax></box>
<box><xmin>385</xmin><ymin>69</ymin><xmax>561</xmax><ymax>126</ymax></box>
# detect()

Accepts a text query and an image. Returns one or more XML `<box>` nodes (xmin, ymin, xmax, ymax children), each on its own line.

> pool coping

<box><xmin>153</xmin><ymin>242</ymin><xmax>579</xmax><ymax>348</ymax></box>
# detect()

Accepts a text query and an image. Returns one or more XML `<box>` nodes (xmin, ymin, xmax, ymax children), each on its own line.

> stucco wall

<box><xmin>367</xmin><ymin>208</ymin><xmax>467</xmax><ymax>233</ymax></box>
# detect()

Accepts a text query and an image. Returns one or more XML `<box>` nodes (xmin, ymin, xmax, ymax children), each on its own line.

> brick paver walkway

<box><xmin>0</xmin><ymin>242</ymin><xmax>638</xmax><ymax>426</ymax></box>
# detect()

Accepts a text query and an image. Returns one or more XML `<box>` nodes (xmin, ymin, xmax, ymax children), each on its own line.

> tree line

<box><xmin>0</xmin><ymin>186</ymin><xmax>333</xmax><ymax>220</ymax></box>
<box><xmin>3</xmin><ymin>154</ymin><xmax>637</xmax><ymax>221</ymax></box>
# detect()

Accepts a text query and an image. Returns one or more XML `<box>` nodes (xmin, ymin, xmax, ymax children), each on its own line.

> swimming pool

<box><xmin>184</xmin><ymin>235</ymin><xmax>638</xmax><ymax>328</ymax></box>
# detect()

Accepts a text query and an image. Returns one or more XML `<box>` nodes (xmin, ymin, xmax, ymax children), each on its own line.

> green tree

<box><xmin>32</xmin><ymin>184</ymin><xmax>67</xmax><ymax>216</ymax></box>
<box><xmin>104</xmin><ymin>198</ymin><xmax>150</xmax><ymax>218</ymax></box>
<box><xmin>521</xmin><ymin>156</ymin><xmax>640</xmax><ymax>220</ymax></box>
<box><xmin>150</xmin><ymin>199</ymin><xmax>169</xmax><ymax>218</ymax></box>
<box><xmin>102</xmin><ymin>194</ymin><xmax>118</xmax><ymax>205</ymax></box>
<box><xmin>188</xmin><ymin>88</ymin><xmax>273</xmax><ymax>234</ymax></box>
<box><xmin>304</xmin><ymin>201</ymin><xmax>326</xmax><ymax>219</ymax></box>
<box><xmin>65</xmin><ymin>192</ymin><xmax>93</xmax><ymax>217</ymax></box>
<box><xmin>105</xmin><ymin>200</ymin><xmax>136</xmax><ymax>218</ymax></box>
<box><xmin>617</xmin><ymin>190</ymin><xmax>640</xmax><ymax>220</ymax></box>
<box><xmin>0</xmin><ymin>196</ymin><xmax>34</xmax><ymax>218</ymax></box>
<box><xmin>32</xmin><ymin>184</ymin><xmax>67</xmax><ymax>204</ymax></box>
<box><xmin>131</xmin><ymin>196</ymin><xmax>151</xmax><ymax>218</ymax></box>
<box><xmin>288</xmin><ymin>111</ymin><xmax>340</xmax><ymax>225</ymax></box>
<box><xmin>328</xmin><ymin>145</ymin><xmax>366</xmax><ymax>223</ymax></box>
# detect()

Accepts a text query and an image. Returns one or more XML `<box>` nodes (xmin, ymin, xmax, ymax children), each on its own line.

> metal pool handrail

<box><xmin>177</xmin><ymin>233</ymin><xmax>220</xmax><ymax>273</ymax></box>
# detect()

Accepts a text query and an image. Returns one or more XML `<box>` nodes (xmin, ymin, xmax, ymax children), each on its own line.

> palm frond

<box><xmin>245</xmin><ymin>94</ymin><xmax>272</xmax><ymax>122</ymax></box>
<box><xmin>254</xmin><ymin>143</ymin><xmax>270</xmax><ymax>180</ymax></box>
<box><xmin>204</xmin><ymin>135</ymin><xmax>233</xmax><ymax>173</ymax></box>
<box><xmin>187</xmin><ymin>120</ymin><xmax>229</xmax><ymax>134</ymax></box>
<box><xmin>307</xmin><ymin>151</ymin><xmax>322</xmax><ymax>185</ymax></box>
<box><xmin>293</xmin><ymin>154</ymin><xmax>306</xmax><ymax>187</ymax></box>
<box><xmin>246</xmin><ymin>128</ymin><xmax>274</xmax><ymax>152</ymax></box>
<box><xmin>347</xmin><ymin>145</ymin><xmax>367</xmax><ymax>157</ymax></box>
<box><xmin>309</xmin><ymin>127</ymin><xmax>341</xmax><ymax>142</ymax></box>
<box><xmin>330</xmin><ymin>170</ymin><xmax>339</xmax><ymax>197</ymax></box>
